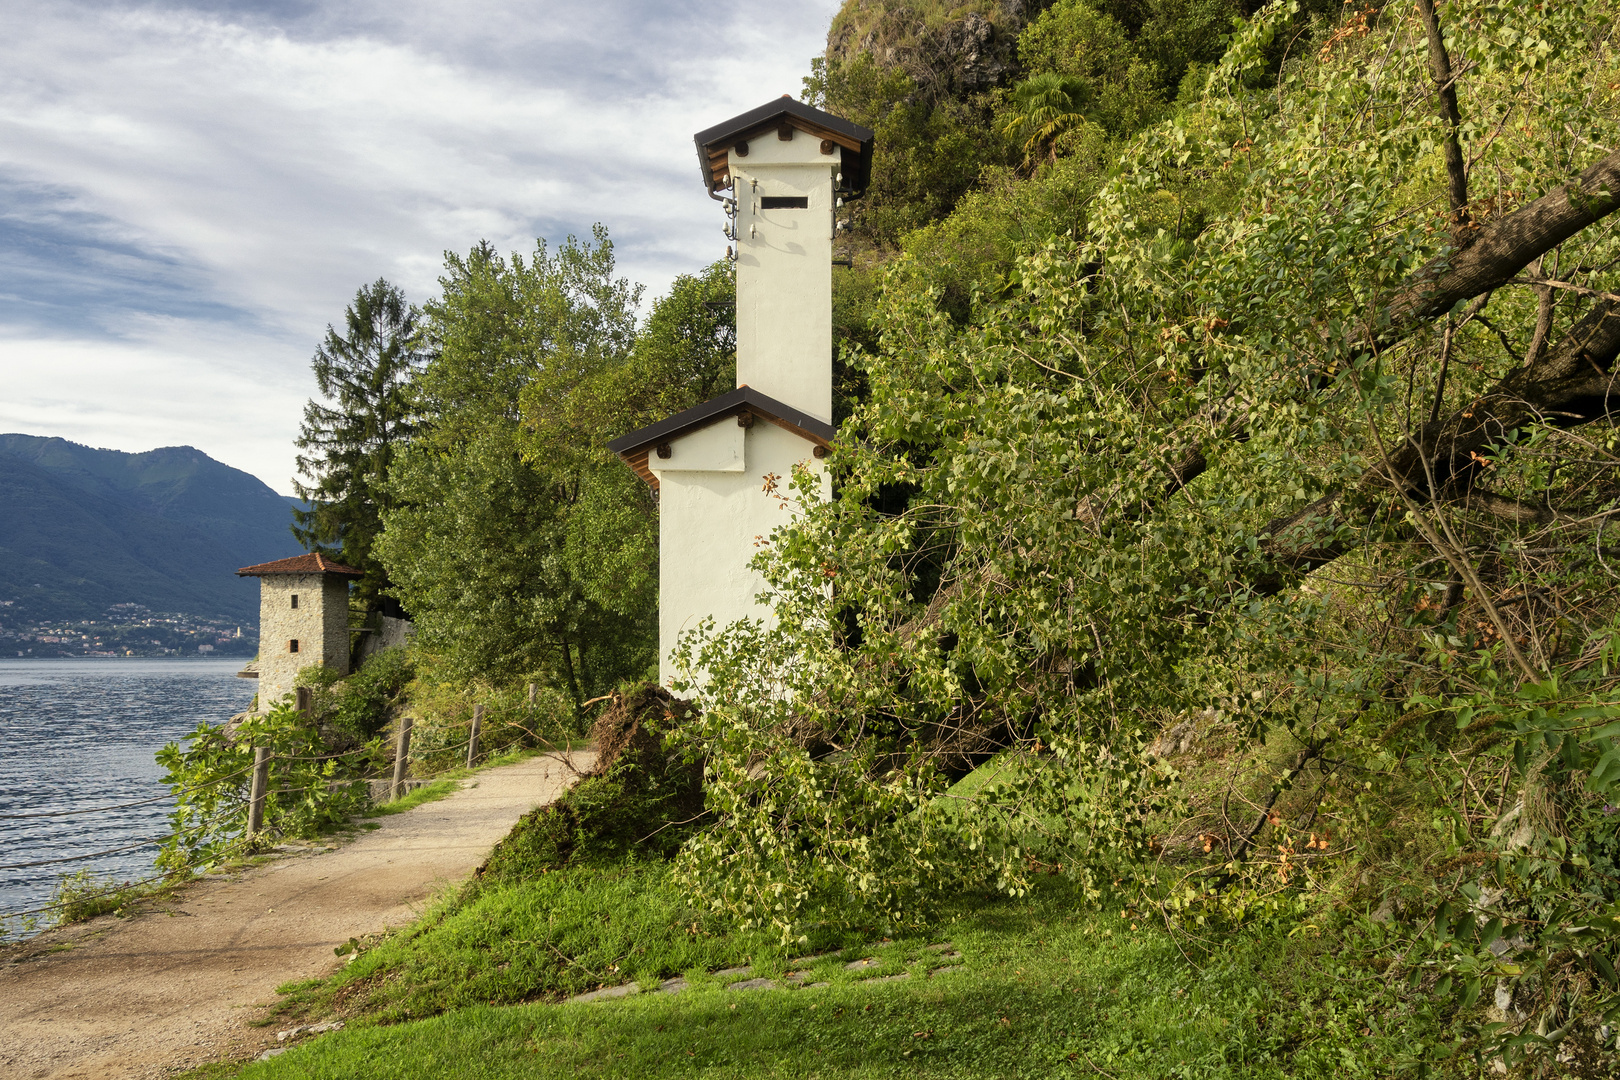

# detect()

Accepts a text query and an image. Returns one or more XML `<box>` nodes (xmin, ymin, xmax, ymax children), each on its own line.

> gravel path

<box><xmin>0</xmin><ymin>750</ymin><xmax>593</xmax><ymax>1080</ymax></box>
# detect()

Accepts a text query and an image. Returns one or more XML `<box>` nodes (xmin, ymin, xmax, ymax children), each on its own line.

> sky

<box><xmin>0</xmin><ymin>0</ymin><xmax>844</xmax><ymax>495</ymax></box>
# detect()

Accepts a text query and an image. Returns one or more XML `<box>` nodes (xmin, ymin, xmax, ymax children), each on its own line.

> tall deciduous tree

<box><xmin>293</xmin><ymin>279</ymin><xmax>425</xmax><ymax>611</ymax></box>
<box><xmin>376</xmin><ymin>241</ymin><xmax>737</xmax><ymax>703</ymax></box>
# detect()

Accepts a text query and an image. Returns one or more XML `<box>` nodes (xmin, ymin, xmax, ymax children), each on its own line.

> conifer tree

<box><xmin>293</xmin><ymin>278</ymin><xmax>426</xmax><ymax>612</ymax></box>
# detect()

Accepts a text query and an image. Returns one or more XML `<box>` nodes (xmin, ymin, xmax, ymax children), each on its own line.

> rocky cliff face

<box><xmin>826</xmin><ymin>0</ymin><xmax>1041</xmax><ymax>99</ymax></box>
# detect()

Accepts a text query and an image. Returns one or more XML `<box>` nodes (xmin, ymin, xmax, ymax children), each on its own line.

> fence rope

<box><xmin>0</xmin><ymin>836</ymin><xmax>167</xmax><ymax>872</ymax></box>
<box><xmin>1</xmin><ymin>710</ymin><xmax>574</xmax><ymax>926</ymax></box>
<box><xmin>0</xmin><ymin>761</ymin><xmax>258</xmax><ymax>820</ymax></box>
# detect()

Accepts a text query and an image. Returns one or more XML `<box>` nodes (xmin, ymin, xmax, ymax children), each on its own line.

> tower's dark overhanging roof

<box><xmin>608</xmin><ymin>386</ymin><xmax>837</xmax><ymax>491</ymax></box>
<box><xmin>694</xmin><ymin>97</ymin><xmax>875</xmax><ymax>197</ymax></box>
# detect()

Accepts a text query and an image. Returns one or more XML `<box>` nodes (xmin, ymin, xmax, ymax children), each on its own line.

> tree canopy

<box><xmin>292</xmin><ymin>278</ymin><xmax>426</xmax><ymax>610</ymax></box>
<box><xmin>373</xmin><ymin>234</ymin><xmax>735</xmax><ymax>703</ymax></box>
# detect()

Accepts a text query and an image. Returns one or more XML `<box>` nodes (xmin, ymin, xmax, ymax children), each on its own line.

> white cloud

<box><xmin>0</xmin><ymin>0</ymin><xmax>842</xmax><ymax>493</ymax></box>
<box><xmin>0</xmin><ymin>325</ymin><xmax>309</xmax><ymax>490</ymax></box>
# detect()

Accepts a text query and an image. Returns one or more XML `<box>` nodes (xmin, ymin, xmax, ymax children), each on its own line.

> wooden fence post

<box><xmin>467</xmin><ymin>704</ymin><xmax>483</xmax><ymax>769</ymax></box>
<box><xmin>247</xmin><ymin>746</ymin><xmax>271</xmax><ymax>837</ymax></box>
<box><xmin>527</xmin><ymin>683</ymin><xmax>536</xmax><ymax>707</ymax></box>
<box><xmin>391</xmin><ymin>715</ymin><xmax>414</xmax><ymax>801</ymax></box>
<box><xmin>295</xmin><ymin>686</ymin><xmax>312</xmax><ymax>716</ymax></box>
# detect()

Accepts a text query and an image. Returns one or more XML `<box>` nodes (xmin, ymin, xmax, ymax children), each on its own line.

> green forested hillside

<box><xmin>0</xmin><ymin>435</ymin><xmax>299</xmax><ymax>624</ymax></box>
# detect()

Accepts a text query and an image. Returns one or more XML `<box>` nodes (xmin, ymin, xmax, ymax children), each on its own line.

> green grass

<box><xmin>237</xmin><ymin>871</ymin><xmax>1457</xmax><ymax>1079</ymax></box>
<box><xmin>267</xmin><ymin>862</ymin><xmax>790</xmax><ymax>1024</ymax></box>
<box><xmin>206</xmin><ymin>738</ymin><xmax>1465</xmax><ymax>1079</ymax></box>
<box><xmin>365</xmin><ymin>779</ymin><xmax>461</xmax><ymax>817</ymax></box>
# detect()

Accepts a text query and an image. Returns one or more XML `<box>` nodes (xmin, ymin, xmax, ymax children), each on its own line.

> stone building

<box><xmin>609</xmin><ymin>98</ymin><xmax>874</xmax><ymax>685</ymax></box>
<box><xmin>236</xmin><ymin>553</ymin><xmax>362</xmax><ymax>710</ymax></box>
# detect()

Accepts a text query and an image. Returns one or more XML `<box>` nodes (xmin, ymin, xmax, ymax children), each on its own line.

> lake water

<box><xmin>0</xmin><ymin>658</ymin><xmax>254</xmax><ymax>933</ymax></box>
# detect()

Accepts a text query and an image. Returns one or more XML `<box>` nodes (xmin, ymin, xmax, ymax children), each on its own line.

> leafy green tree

<box><xmin>804</xmin><ymin>54</ymin><xmax>1012</xmax><ymax>247</ymax></box>
<box><xmin>377</xmin><ymin>230</ymin><xmax>642</xmax><ymax>699</ymax></box>
<box><xmin>519</xmin><ymin>260</ymin><xmax>738</xmax><ymax>628</ymax></box>
<box><xmin>293</xmin><ymin>279</ymin><xmax>425</xmax><ymax>609</ymax></box>
<box><xmin>376</xmin><ymin>237</ymin><xmax>736</xmax><ymax>703</ymax></box>
<box><xmin>1015</xmin><ymin>0</ymin><xmax>1164</xmax><ymax>133</ymax></box>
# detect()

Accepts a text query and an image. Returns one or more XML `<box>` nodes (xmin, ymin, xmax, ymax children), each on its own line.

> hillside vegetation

<box><xmin>236</xmin><ymin>0</ymin><xmax>1620</xmax><ymax>1075</ymax></box>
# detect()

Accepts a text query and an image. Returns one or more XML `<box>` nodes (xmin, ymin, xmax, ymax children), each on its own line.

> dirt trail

<box><xmin>0</xmin><ymin>751</ymin><xmax>593</xmax><ymax>1080</ymax></box>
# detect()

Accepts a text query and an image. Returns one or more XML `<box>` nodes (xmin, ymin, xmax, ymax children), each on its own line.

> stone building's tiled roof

<box><xmin>236</xmin><ymin>552</ymin><xmax>364</xmax><ymax>577</ymax></box>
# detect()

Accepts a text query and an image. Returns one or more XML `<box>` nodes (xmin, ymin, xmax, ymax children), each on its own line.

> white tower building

<box><xmin>609</xmin><ymin>98</ymin><xmax>874</xmax><ymax>687</ymax></box>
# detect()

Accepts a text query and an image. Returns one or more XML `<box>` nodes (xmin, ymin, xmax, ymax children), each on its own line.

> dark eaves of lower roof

<box><xmin>607</xmin><ymin>386</ymin><xmax>837</xmax><ymax>458</ymax></box>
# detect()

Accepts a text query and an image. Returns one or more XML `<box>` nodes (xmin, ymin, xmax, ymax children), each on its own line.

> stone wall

<box><xmin>255</xmin><ymin>573</ymin><xmax>352</xmax><ymax>710</ymax></box>
<box><xmin>321</xmin><ymin>576</ymin><xmax>350</xmax><ymax>674</ymax></box>
<box><xmin>357</xmin><ymin>615</ymin><xmax>413</xmax><ymax>665</ymax></box>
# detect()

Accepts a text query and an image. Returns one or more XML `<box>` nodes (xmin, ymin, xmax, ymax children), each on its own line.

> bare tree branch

<box><xmin>1416</xmin><ymin>0</ymin><xmax>1470</xmax><ymax>224</ymax></box>
<box><xmin>1254</xmin><ymin>299</ymin><xmax>1620</xmax><ymax>592</ymax></box>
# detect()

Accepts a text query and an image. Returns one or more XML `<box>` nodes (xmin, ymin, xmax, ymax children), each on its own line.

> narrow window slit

<box><xmin>761</xmin><ymin>196</ymin><xmax>808</xmax><ymax>209</ymax></box>
<box><xmin>289</xmin><ymin>639</ymin><xmax>300</xmax><ymax>654</ymax></box>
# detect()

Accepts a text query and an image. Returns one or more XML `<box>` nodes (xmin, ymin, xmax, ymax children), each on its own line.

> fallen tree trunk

<box><xmin>1153</xmin><ymin>149</ymin><xmax>1620</xmax><ymax>502</ymax></box>
<box><xmin>1377</xmin><ymin>150</ymin><xmax>1620</xmax><ymax>344</ymax></box>
<box><xmin>1254</xmin><ymin>298</ymin><xmax>1620</xmax><ymax>593</ymax></box>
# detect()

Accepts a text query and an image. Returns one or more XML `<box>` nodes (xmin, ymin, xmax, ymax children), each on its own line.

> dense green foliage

<box><xmin>479</xmin><ymin>690</ymin><xmax>705</xmax><ymax>877</ymax></box>
<box><xmin>293</xmin><ymin>279</ymin><xmax>426</xmax><ymax>609</ymax></box>
<box><xmin>662</xmin><ymin>0</ymin><xmax>1620</xmax><ymax>1065</ymax></box>
<box><xmin>374</xmin><ymin>232</ymin><xmax>646</xmax><ymax>697</ymax></box>
<box><xmin>295</xmin><ymin>645</ymin><xmax>414</xmax><ymax>749</ymax></box>
<box><xmin>156</xmin><ymin>699</ymin><xmax>382</xmax><ymax>868</ymax></box>
<box><xmin>806</xmin><ymin>52</ymin><xmax>1009</xmax><ymax>247</ymax></box>
<box><xmin>374</xmin><ymin>237</ymin><xmax>734</xmax><ymax>702</ymax></box>
<box><xmin>399</xmin><ymin>678</ymin><xmax>581</xmax><ymax>772</ymax></box>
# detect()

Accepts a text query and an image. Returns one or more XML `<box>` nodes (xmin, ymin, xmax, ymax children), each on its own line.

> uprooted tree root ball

<box><xmin>477</xmin><ymin>687</ymin><xmax>704</xmax><ymax>880</ymax></box>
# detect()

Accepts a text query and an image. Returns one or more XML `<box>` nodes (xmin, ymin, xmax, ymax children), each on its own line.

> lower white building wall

<box><xmin>655</xmin><ymin>421</ymin><xmax>828</xmax><ymax>688</ymax></box>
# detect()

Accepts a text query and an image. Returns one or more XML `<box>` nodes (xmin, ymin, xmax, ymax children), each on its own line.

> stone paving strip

<box><xmin>562</xmin><ymin>943</ymin><xmax>965</xmax><ymax>1004</ymax></box>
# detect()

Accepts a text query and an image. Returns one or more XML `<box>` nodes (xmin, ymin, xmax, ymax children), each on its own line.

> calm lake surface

<box><xmin>0</xmin><ymin>658</ymin><xmax>254</xmax><ymax>933</ymax></box>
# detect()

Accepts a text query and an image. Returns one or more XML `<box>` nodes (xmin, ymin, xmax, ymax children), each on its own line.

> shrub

<box><xmin>402</xmin><ymin>676</ymin><xmax>581</xmax><ymax>775</ymax></box>
<box><xmin>294</xmin><ymin>646</ymin><xmax>415</xmax><ymax>751</ymax></box>
<box><xmin>477</xmin><ymin>686</ymin><xmax>703</xmax><ymax>881</ymax></box>
<box><xmin>156</xmin><ymin>698</ymin><xmax>380</xmax><ymax>868</ymax></box>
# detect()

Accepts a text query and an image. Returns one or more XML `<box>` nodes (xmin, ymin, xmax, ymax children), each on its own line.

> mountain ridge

<box><xmin>0</xmin><ymin>434</ymin><xmax>302</xmax><ymax>625</ymax></box>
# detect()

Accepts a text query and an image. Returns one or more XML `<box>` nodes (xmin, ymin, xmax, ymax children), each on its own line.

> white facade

<box><xmin>613</xmin><ymin>100</ymin><xmax>867</xmax><ymax>687</ymax></box>
<box><xmin>653</xmin><ymin>419</ymin><xmax>827</xmax><ymax>687</ymax></box>
<box><xmin>729</xmin><ymin>132</ymin><xmax>838</xmax><ymax>424</ymax></box>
